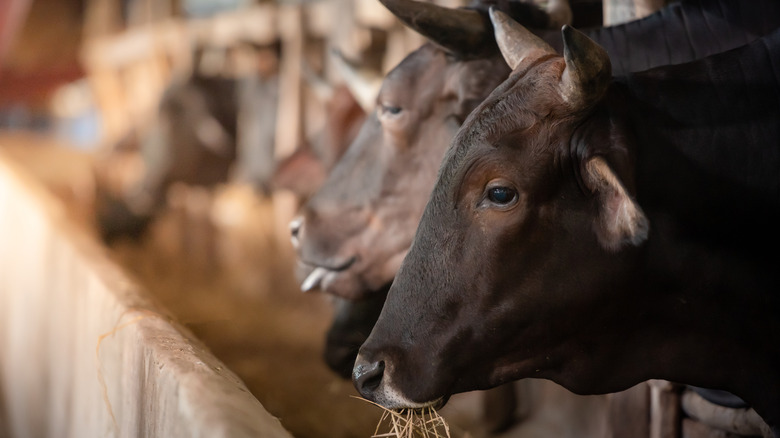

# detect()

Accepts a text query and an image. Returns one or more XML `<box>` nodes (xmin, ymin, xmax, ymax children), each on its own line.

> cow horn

<box><xmin>489</xmin><ymin>8</ymin><xmax>555</xmax><ymax>70</ymax></box>
<box><xmin>330</xmin><ymin>49</ymin><xmax>382</xmax><ymax>113</ymax></box>
<box><xmin>559</xmin><ymin>25</ymin><xmax>611</xmax><ymax>108</ymax></box>
<box><xmin>379</xmin><ymin>0</ymin><xmax>490</xmax><ymax>56</ymax></box>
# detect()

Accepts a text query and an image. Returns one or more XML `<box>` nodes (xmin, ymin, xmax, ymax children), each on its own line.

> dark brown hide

<box><xmin>294</xmin><ymin>44</ymin><xmax>510</xmax><ymax>299</ymax></box>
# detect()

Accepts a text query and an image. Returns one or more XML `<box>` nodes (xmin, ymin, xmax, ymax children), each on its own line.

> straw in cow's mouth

<box><xmin>353</xmin><ymin>396</ymin><xmax>453</xmax><ymax>438</ymax></box>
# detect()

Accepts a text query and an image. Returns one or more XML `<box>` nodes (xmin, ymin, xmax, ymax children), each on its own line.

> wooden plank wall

<box><xmin>603</xmin><ymin>0</ymin><xmax>668</xmax><ymax>25</ymax></box>
<box><xmin>0</xmin><ymin>143</ymin><xmax>294</xmax><ymax>438</ymax></box>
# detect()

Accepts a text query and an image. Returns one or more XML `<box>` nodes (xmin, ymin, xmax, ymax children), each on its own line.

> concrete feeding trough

<box><xmin>0</xmin><ymin>151</ymin><xmax>293</xmax><ymax>438</ymax></box>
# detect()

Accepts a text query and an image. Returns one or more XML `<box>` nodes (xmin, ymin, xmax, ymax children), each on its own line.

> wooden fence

<box><xmin>0</xmin><ymin>146</ymin><xmax>293</xmax><ymax>438</ymax></box>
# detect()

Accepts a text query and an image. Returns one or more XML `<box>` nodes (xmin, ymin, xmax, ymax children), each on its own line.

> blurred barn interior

<box><xmin>0</xmin><ymin>0</ymin><xmax>677</xmax><ymax>437</ymax></box>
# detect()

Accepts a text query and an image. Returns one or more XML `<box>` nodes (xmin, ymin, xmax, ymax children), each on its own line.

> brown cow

<box><xmin>97</xmin><ymin>72</ymin><xmax>239</xmax><ymax>242</ymax></box>
<box><xmin>353</xmin><ymin>10</ymin><xmax>780</xmax><ymax>436</ymax></box>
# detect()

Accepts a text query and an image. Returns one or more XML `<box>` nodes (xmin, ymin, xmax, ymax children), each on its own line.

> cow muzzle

<box><xmin>290</xmin><ymin>216</ymin><xmax>363</xmax><ymax>295</ymax></box>
<box><xmin>289</xmin><ymin>216</ymin><xmax>303</xmax><ymax>249</ymax></box>
<box><xmin>353</xmin><ymin>353</ymin><xmax>444</xmax><ymax>410</ymax></box>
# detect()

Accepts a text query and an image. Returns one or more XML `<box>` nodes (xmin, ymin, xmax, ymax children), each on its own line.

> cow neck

<box><xmin>580</xmin><ymin>0</ymin><xmax>780</xmax><ymax>77</ymax></box>
<box><xmin>609</xmin><ymin>31</ymin><xmax>780</xmax><ymax>258</ymax></box>
<box><xmin>597</xmin><ymin>37</ymin><xmax>780</xmax><ymax>431</ymax></box>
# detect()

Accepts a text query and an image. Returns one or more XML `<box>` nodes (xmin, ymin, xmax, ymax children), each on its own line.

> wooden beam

<box><xmin>603</xmin><ymin>0</ymin><xmax>667</xmax><ymax>26</ymax></box>
<box><xmin>0</xmin><ymin>0</ymin><xmax>33</xmax><ymax>66</ymax></box>
<box><xmin>274</xmin><ymin>5</ymin><xmax>304</xmax><ymax>161</ymax></box>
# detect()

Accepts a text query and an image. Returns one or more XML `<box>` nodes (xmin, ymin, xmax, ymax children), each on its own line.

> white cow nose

<box><xmin>289</xmin><ymin>216</ymin><xmax>303</xmax><ymax>249</ymax></box>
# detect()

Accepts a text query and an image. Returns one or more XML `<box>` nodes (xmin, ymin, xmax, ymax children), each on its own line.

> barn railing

<box><xmin>0</xmin><ymin>150</ymin><xmax>293</xmax><ymax>438</ymax></box>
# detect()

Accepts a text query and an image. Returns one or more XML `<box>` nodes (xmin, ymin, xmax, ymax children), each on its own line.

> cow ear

<box><xmin>583</xmin><ymin>157</ymin><xmax>649</xmax><ymax>251</ymax></box>
<box><xmin>330</xmin><ymin>49</ymin><xmax>382</xmax><ymax>113</ymax></box>
<box><xmin>560</xmin><ymin>25</ymin><xmax>611</xmax><ymax>108</ymax></box>
<box><xmin>489</xmin><ymin>8</ymin><xmax>556</xmax><ymax>70</ymax></box>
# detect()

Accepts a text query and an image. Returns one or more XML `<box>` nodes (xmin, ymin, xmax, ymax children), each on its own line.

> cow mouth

<box><xmin>369</xmin><ymin>392</ymin><xmax>449</xmax><ymax>411</ymax></box>
<box><xmin>298</xmin><ymin>257</ymin><xmax>356</xmax><ymax>292</ymax></box>
<box><xmin>410</xmin><ymin>395</ymin><xmax>448</xmax><ymax>411</ymax></box>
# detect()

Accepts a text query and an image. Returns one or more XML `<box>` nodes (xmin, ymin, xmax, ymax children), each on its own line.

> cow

<box><xmin>352</xmin><ymin>10</ymin><xmax>780</xmax><ymax>437</ymax></box>
<box><xmin>293</xmin><ymin>0</ymin><xmax>780</xmax><ymax>383</ymax></box>
<box><xmin>97</xmin><ymin>71</ymin><xmax>239</xmax><ymax>242</ymax></box>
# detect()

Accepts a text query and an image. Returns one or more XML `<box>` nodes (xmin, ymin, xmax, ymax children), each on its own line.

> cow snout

<box><xmin>353</xmin><ymin>353</ymin><xmax>386</xmax><ymax>400</ymax></box>
<box><xmin>289</xmin><ymin>216</ymin><xmax>303</xmax><ymax>249</ymax></box>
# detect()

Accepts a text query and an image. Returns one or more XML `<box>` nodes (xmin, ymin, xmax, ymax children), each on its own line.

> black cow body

<box><xmin>353</xmin><ymin>15</ymin><xmax>780</xmax><ymax>436</ymax></box>
<box><xmin>544</xmin><ymin>0</ymin><xmax>780</xmax><ymax>75</ymax></box>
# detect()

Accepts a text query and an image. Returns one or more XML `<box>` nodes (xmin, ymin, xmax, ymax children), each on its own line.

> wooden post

<box><xmin>0</xmin><ymin>0</ymin><xmax>33</xmax><ymax>66</ymax></box>
<box><xmin>274</xmin><ymin>5</ymin><xmax>304</xmax><ymax>162</ymax></box>
<box><xmin>607</xmin><ymin>383</ymin><xmax>651</xmax><ymax>438</ymax></box>
<box><xmin>273</xmin><ymin>5</ymin><xmax>306</xmax><ymax>243</ymax></box>
<box><xmin>603</xmin><ymin>0</ymin><xmax>667</xmax><ymax>26</ymax></box>
<box><xmin>649</xmin><ymin>380</ymin><xmax>682</xmax><ymax>438</ymax></box>
<box><xmin>83</xmin><ymin>0</ymin><xmax>124</xmax><ymax>38</ymax></box>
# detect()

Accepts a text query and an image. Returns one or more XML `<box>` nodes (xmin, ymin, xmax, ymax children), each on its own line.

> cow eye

<box><xmin>381</xmin><ymin>104</ymin><xmax>402</xmax><ymax>116</ymax></box>
<box><xmin>486</xmin><ymin>186</ymin><xmax>517</xmax><ymax>206</ymax></box>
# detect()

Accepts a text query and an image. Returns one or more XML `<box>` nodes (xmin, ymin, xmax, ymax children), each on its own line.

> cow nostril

<box><xmin>362</xmin><ymin>361</ymin><xmax>384</xmax><ymax>392</ymax></box>
<box><xmin>289</xmin><ymin>217</ymin><xmax>303</xmax><ymax>247</ymax></box>
<box><xmin>353</xmin><ymin>357</ymin><xmax>385</xmax><ymax>397</ymax></box>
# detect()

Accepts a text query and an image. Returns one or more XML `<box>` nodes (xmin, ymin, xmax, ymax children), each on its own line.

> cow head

<box><xmin>353</xmin><ymin>11</ymin><xmax>650</xmax><ymax>409</ymax></box>
<box><xmin>290</xmin><ymin>0</ymin><xmax>546</xmax><ymax>300</ymax></box>
<box><xmin>271</xmin><ymin>84</ymin><xmax>366</xmax><ymax>201</ymax></box>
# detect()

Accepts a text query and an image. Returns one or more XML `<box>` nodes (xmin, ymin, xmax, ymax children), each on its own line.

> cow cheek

<box><xmin>369</xmin><ymin>251</ymin><xmax>407</xmax><ymax>290</ymax></box>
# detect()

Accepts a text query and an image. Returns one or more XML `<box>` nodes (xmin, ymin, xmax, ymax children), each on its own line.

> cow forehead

<box><xmin>479</xmin><ymin>60</ymin><xmax>566</xmax><ymax>131</ymax></box>
<box><xmin>380</xmin><ymin>44</ymin><xmax>449</xmax><ymax>102</ymax></box>
<box><xmin>437</xmin><ymin>59</ymin><xmax>569</xmax><ymax>189</ymax></box>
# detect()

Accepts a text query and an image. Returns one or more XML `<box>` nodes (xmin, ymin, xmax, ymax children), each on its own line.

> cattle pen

<box><xmin>1</xmin><ymin>0</ymin><xmax>776</xmax><ymax>437</ymax></box>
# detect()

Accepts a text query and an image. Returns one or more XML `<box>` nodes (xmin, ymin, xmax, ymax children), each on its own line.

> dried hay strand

<box><xmin>353</xmin><ymin>396</ymin><xmax>452</xmax><ymax>438</ymax></box>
